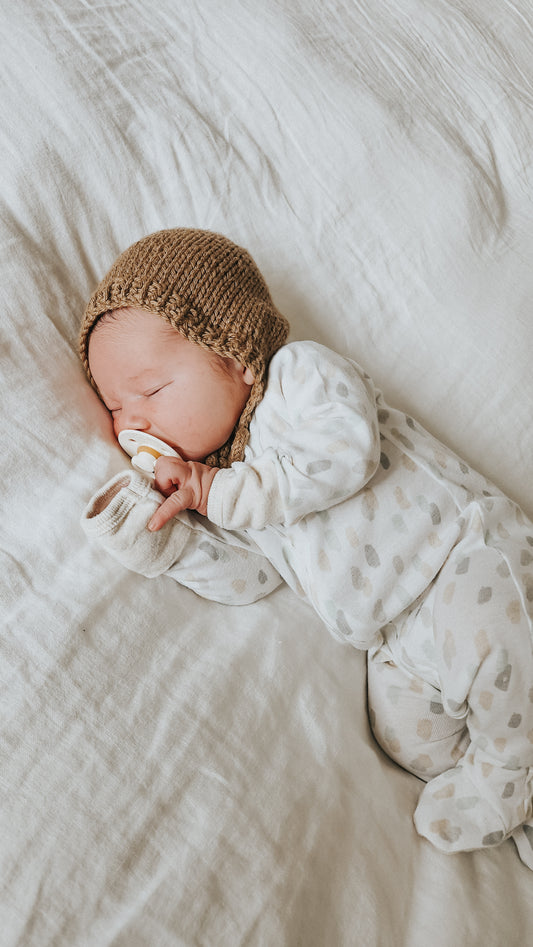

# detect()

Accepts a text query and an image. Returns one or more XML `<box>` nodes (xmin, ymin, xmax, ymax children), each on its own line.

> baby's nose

<box><xmin>116</xmin><ymin>406</ymin><xmax>150</xmax><ymax>434</ymax></box>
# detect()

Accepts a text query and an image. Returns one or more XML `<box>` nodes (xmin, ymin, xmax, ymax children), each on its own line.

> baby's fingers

<box><xmin>153</xmin><ymin>454</ymin><xmax>187</xmax><ymax>496</ymax></box>
<box><xmin>147</xmin><ymin>487</ymin><xmax>194</xmax><ymax>532</ymax></box>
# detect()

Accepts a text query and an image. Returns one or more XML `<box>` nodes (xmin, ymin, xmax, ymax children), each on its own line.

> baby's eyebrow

<box><xmin>102</xmin><ymin>371</ymin><xmax>164</xmax><ymax>407</ymax></box>
<box><xmin>128</xmin><ymin>369</ymin><xmax>154</xmax><ymax>383</ymax></box>
<box><xmin>128</xmin><ymin>367</ymin><xmax>164</xmax><ymax>386</ymax></box>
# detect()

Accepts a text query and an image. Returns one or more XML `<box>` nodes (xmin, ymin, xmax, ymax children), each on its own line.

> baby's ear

<box><xmin>243</xmin><ymin>366</ymin><xmax>255</xmax><ymax>385</ymax></box>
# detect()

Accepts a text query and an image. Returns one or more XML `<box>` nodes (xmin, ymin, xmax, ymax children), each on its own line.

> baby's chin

<box><xmin>178</xmin><ymin>435</ymin><xmax>233</xmax><ymax>463</ymax></box>
<box><xmin>180</xmin><ymin>448</ymin><xmax>217</xmax><ymax>463</ymax></box>
<box><xmin>164</xmin><ymin>442</ymin><xmax>216</xmax><ymax>463</ymax></box>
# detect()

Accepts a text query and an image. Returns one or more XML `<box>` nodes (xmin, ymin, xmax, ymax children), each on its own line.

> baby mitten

<box><xmin>81</xmin><ymin>469</ymin><xmax>190</xmax><ymax>577</ymax></box>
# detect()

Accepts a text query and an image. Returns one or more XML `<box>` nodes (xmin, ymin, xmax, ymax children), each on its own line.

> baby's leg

<box><xmin>413</xmin><ymin>530</ymin><xmax>533</xmax><ymax>858</ymax></box>
<box><xmin>367</xmin><ymin>653</ymin><xmax>469</xmax><ymax>781</ymax></box>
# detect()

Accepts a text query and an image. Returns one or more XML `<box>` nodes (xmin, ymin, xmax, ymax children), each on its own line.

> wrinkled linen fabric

<box><xmin>3</xmin><ymin>1</ymin><xmax>533</xmax><ymax>944</ymax></box>
<box><xmin>82</xmin><ymin>340</ymin><xmax>533</xmax><ymax>865</ymax></box>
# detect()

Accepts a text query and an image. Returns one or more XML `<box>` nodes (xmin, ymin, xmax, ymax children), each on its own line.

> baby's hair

<box><xmin>91</xmin><ymin>306</ymin><xmax>175</xmax><ymax>336</ymax></box>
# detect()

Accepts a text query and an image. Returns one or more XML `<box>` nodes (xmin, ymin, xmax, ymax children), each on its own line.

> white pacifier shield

<box><xmin>118</xmin><ymin>429</ymin><xmax>179</xmax><ymax>479</ymax></box>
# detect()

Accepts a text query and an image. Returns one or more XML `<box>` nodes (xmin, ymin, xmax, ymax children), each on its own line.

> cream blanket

<box><xmin>3</xmin><ymin>1</ymin><xmax>533</xmax><ymax>943</ymax></box>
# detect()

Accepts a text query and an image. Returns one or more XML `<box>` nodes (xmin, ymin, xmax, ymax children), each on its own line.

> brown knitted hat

<box><xmin>79</xmin><ymin>228</ymin><xmax>289</xmax><ymax>467</ymax></box>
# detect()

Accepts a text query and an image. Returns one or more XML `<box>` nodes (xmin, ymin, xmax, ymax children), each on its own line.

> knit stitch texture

<box><xmin>79</xmin><ymin>228</ymin><xmax>289</xmax><ymax>466</ymax></box>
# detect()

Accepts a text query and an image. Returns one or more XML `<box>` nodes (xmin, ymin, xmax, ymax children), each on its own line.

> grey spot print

<box><xmin>391</xmin><ymin>428</ymin><xmax>415</xmax><ymax>451</ymax></box>
<box><xmin>455</xmin><ymin>557</ymin><xmax>470</xmax><ymax>575</ymax></box>
<box><xmin>482</xmin><ymin>831</ymin><xmax>504</xmax><ymax>846</ymax></box>
<box><xmin>372</xmin><ymin>599</ymin><xmax>386</xmax><ymax>623</ymax></box>
<box><xmin>362</xmin><ymin>490</ymin><xmax>378</xmax><ymax>521</ymax></box>
<box><xmin>502</xmin><ymin>782</ymin><xmax>515</xmax><ymax>798</ymax></box>
<box><xmin>306</xmin><ymin>459</ymin><xmax>332</xmax><ymax>475</ymax></box>
<box><xmin>199</xmin><ymin>541</ymin><xmax>219</xmax><ymax>561</ymax></box>
<box><xmin>365</xmin><ymin>544</ymin><xmax>380</xmax><ymax>568</ymax></box>
<box><xmin>258</xmin><ymin>570</ymin><xmax>268</xmax><ymax>585</ymax></box>
<box><xmin>378</xmin><ymin>409</ymin><xmax>389</xmax><ymax>423</ymax></box>
<box><xmin>336</xmin><ymin>381</ymin><xmax>349</xmax><ymax>398</ymax></box>
<box><xmin>527</xmin><ymin>535</ymin><xmax>533</xmax><ymax>547</ymax></box>
<box><xmin>351</xmin><ymin>567</ymin><xmax>365</xmax><ymax>590</ymax></box>
<box><xmin>428</xmin><ymin>461</ymin><xmax>445</xmax><ymax>480</ymax></box>
<box><xmin>457</xmin><ymin>797</ymin><xmax>479</xmax><ymax>810</ymax></box>
<box><xmin>496</xmin><ymin>560</ymin><xmax>510</xmax><ymax>579</ymax></box>
<box><xmin>393</xmin><ymin>556</ymin><xmax>404</xmax><ymax>575</ymax></box>
<box><xmin>525</xmin><ymin>576</ymin><xmax>533</xmax><ymax>602</ymax></box>
<box><xmin>417</xmin><ymin>496</ymin><xmax>442</xmax><ymax>525</ymax></box>
<box><xmin>459</xmin><ymin>461</ymin><xmax>469</xmax><ymax>474</ymax></box>
<box><xmin>520</xmin><ymin>549</ymin><xmax>533</xmax><ymax>566</ymax></box>
<box><xmin>508</xmin><ymin>713</ymin><xmax>522</xmax><ymax>728</ymax></box>
<box><xmin>380</xmin><ymin>452</ymin><xmax>390</xmax><ymax>469</ymax></box>
<box><xmin>434</xmin><ymin>822</ymin><xmax>462</xmax><ymax>843</ymax></box>
<box><xmin>397</xmin><ymin>585</ymin><xmax>412</xmax><ymax>608</ymax></box>
<box><xmin>405</xmin><ymin>416</ymin><xmax>416</xmax><ymax>430</ymax></box>
<box><xmin>478</xmin><ymin>586</ymin><xmax>493</xmax><ymax>604</ymax></box>
<box><xmin>336</xmin><ymin>610</ymin><xmax>351</xmax><ymax>637</ymax></box>
<box><xmin>495</xmin><ymin>664</ymin><xmax>512</xmax><ymax>691</ymax></box>
<box><xmin>392</xmin><ymin>514</ymin><xmax>408</xmax><ymax>533</ymax></box>
<box><xmin>430</xmin><ymin>701</ymin><xmax>444</xmax><ymax>715</ymax></box>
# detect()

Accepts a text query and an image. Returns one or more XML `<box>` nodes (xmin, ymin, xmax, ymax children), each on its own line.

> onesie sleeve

<box><xmin>208</xmin><ymin>341</ymin><xmax>381</xmax><ymax>530</ymax></box>
<box><xmin>81</xmin><ymin>469</ymin><xmax>283</xmax><ymax>605</ymax></box>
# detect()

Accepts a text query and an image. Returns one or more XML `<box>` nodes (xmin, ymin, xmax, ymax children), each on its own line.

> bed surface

<box><xmin>2</xmin><ymin>1</ymin><xmax>533</xmax><ymax>944</ymax></box>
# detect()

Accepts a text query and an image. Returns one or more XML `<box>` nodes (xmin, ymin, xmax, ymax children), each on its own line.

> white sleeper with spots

<box><xmin>81</xmin><ymin>340</ymin><xmax>533</xmax><ymax>868</ymax></box>
<box><xmin>81</xmin><ymin>468</ymin><xmax>284</xmax><ymax>605</ymax></box>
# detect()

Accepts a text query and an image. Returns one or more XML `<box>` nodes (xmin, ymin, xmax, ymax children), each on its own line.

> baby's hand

<box><xmin>147</xmin><ymin>456</ymin><xmax>219</xmax><ymax>531</ymax></box>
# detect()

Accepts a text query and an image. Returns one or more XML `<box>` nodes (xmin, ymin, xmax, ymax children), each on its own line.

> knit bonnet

<box><xmin>79</xmin><ymin>228</ymin><xmax>289</xmax><ymax>467</ymax></box>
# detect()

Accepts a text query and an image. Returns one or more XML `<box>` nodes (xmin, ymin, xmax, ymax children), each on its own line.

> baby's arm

<box><xmin>81</xmin><ymin>469</ymin><xmax>283</xmax><ymax>605</ymax></box>
<box><xmin>145</xmin><ymin>342</ymin><xmax>381</xmax><ymax>533</ymax></box>
<box><xmin>208</xmin><ymin>342</ymin><xmax>381</xmax><ymax>531</ymax></box>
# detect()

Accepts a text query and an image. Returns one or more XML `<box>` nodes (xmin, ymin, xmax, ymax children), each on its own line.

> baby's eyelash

<box><xmin>145</xmin><ymin>384</ymin><xmax>168</xmax><ymax>397</ymax></box>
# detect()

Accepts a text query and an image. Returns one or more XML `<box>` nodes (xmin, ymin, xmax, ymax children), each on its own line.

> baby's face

<box><xmin>88</xmin><ymin>307</ymin><xmax>255</xmax><ymax>462</ymax></box>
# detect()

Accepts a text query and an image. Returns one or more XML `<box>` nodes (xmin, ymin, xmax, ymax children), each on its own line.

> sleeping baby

<box><xmin>80</xmin><ymin>228</ymin><xmax>533</xmax><ymax>869</ymax></box>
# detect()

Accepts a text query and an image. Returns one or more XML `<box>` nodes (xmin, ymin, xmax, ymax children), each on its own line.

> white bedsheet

<box><xmin>2</xmin><ymin>1</ymin><xmax>533</xmax><ymax>943</ymax></box>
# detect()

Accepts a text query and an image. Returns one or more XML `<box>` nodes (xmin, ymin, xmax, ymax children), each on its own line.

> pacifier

<box><xmin>118</xmin><ymin>429</ymin><xmax>180</xmax><ymax>480</ymax></box>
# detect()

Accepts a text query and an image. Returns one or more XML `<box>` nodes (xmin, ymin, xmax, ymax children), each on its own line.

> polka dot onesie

<box><xmin>82</xmin><ymin>340</ymin><xmax>533</xmax><ymax>867</ymax></box>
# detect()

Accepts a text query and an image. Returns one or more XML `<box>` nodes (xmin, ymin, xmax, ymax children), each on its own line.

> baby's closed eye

<box><xmin>144</xmin><ymin>383</ymin><xmax>170</xmax><ymax>398</ymax></box>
